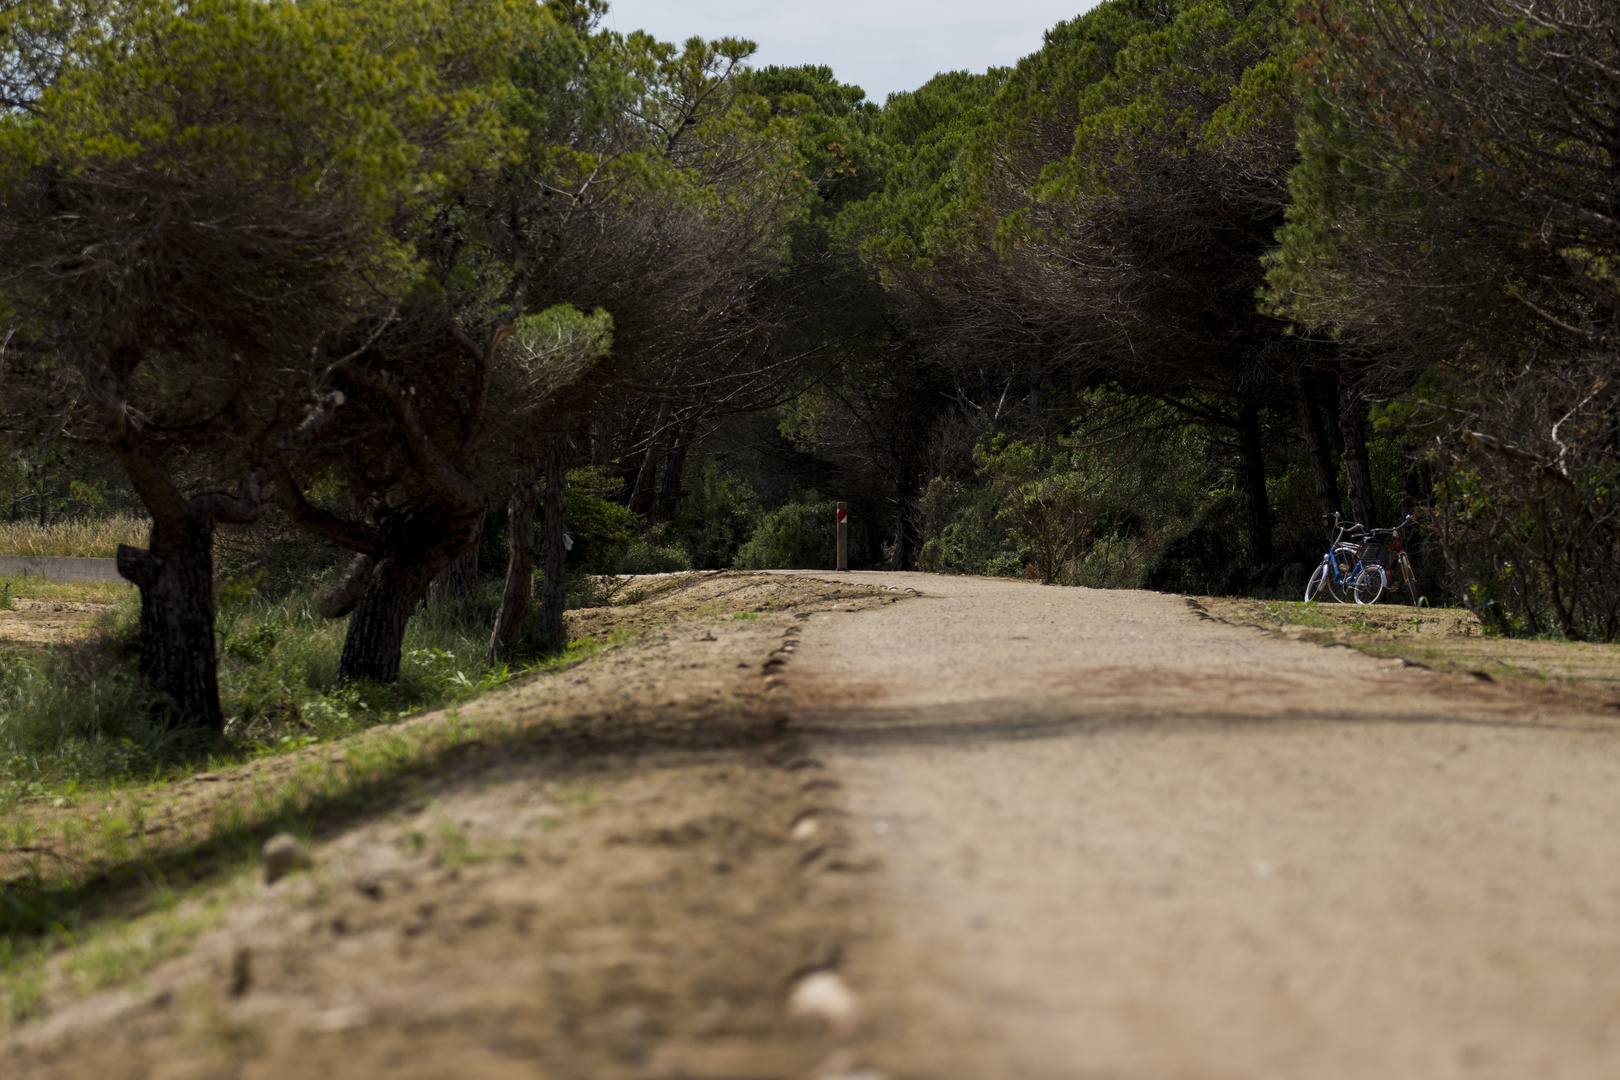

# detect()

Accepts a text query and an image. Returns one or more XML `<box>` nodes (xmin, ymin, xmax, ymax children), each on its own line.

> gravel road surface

<box><xmin>776</xmin><ymin>572</ymin><xmax>1620</xmax><ymax>1080</ymax></box>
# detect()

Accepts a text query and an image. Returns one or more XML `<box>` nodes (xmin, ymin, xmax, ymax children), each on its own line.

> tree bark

<box><xmin>1339</xmin><ymin>389</ymin><xmax>1379</xmax><ymax>529</ymax></box>
<box><xmin>488</xmin><ymin>468</ymin><xmax>539</xmax><ymax>664</ymax></box>
<box><xmin>892</xmin><ymin>460</ymin><xmax>921</xmax><ymax>571</ymax></box>
<box><xmin>107</xmin><ymin>388</ymin><xmax>344</xmax><ymax>729</ymax></box>
<box><xmin>329</xmin><ymin>512</ymin><xmax>483</xmax><ymax>684</ymax></box>
<box><xmin>654</xmin><ymin>423</ymin><xmax>692</xmax><ymax>522</ymax></box>
<box><xmin>429</xmin><ymin>516</ymin><xmax>482</xmax><ymax>604</ymax></box>
<box><xmin>538</xmin><ymin>440</ymin><xmax>569</xmax><ymax>652</ymax></box>
<box><xmin>116</xmin><ymin>515</ymin><xmax>222</xmax><ymax>733</ymax></box>
<box><xmin>335</xmin><ymin>556</ymin><xmax>432</xmax><ymax>684</ymax></box>
<box><xmin>627</xmin><ymin>397</ymin><xmax>671</xmax><ymax>517</ymax></box>
<box><xmin>1235</xmin><ymin>399</ymin><xmax>1275</xmax><ymax>565</ymax></box>
<box><xmin>1400</xmin><ymin>435</ymin><xmax>1433</xmax><ymax>559</ymax></box>
<box><xmin>1296</xmin><ymin>373</ymin><xmax>1342</xmax><ymax>521</ymax></box>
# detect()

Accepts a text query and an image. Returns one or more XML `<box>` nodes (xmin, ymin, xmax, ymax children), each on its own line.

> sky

<box><xmin>602</xmin><ymin>1</ymin><xmax>1106</xmax><ymax>104</ymax></box>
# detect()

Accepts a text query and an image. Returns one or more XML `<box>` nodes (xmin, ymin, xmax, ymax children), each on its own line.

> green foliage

<box><xmin>500</xmin><ymin>305</ymin><xmax>614</xmax><ymax>403</ymax></box>
<box><xmin>1138</xmin><ymin>495</ymin><xmax>1248</xmax><ymax>596</ymax></box>
<box><xmin>916</xmin><ymin>478</ymin><xmax>1024</xmax><ymax>579</ymax></box>
<box><xmin>562</xmin><ymin>467</ymin><xmax>638</xmax><ymax>574</ymax></box>
<box><xmin>616</xmin><ymin>541</ymin><xmax>692</xmax><ymax>575</ymax></box>
<box><xmin>834</xmin><ymin>68</ymin><xmax>1006</xmax><ymax>276</ymax></box>
<box><xmin>669</xmin><ymin>458</ymin><xmax>760</xmax><ymax>570</ymax></box>
<box><xmin>745</xmin><ymin>64</ymin><xmax>880</xmax><ymax>217</ymax></box>
<box><xmin>735</xmin><ymin>495</ymin><xmax>837</xmax><ymax>570</ymax></box>
<box><xmin>918</xmin><ymin>409</ymin><xmax>1217</xmax><ymax>589</ymax></box>
<box><xmin>0</xmin><ymin>575</ymin><xmax>568</xmax><ymax>787</ymax></box>
<box><xmin>974</xmin><ymin>437</ymin><xmax>1093</xmax><ymax>585</ymax></box>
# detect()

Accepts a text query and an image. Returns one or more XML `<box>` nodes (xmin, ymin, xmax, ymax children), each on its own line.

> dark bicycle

<box><xmin>1347</xmin><ymin>514</ymin><xmax>1422</xmax><ymax>607</ymax></box>
<box><xmin>1304</xmin><ymin>513</ymin><xmax>1384</xmax><ymax>605</ymax></box>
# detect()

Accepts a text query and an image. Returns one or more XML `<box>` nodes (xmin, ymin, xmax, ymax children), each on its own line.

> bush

<box><xmin>670</xmin><ymin>458</ymin><xmax>759</xmax><ymax>569</ymax></box>
<box><xmin>564</xmin><ymin>467</ymin><xmax>638</xmax><ymax>574</ymax></box>
<box><xmin>1138</xmin><ymin>495</ymin><xmax>1245</xmax><ymax>595</ymax></box>
<box><xmin>617</xmin><ymin>541</ymin><xmax>692</xmax><ymax>575</ymax></box>
<box><xmin>735</xmin><ymin>496</ymin><xmax>837</xmax><ymax>569</ymax></box>
<box><xmin>916</xmin><ymin>478</ymin><xmax>1022</xmax><ymax>577</ymax></box>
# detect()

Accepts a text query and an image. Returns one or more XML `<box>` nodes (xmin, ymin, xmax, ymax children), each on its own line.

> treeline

<box><xmin>2</xmin><ymin>0</ymin><xmax>1616</xmax><ymax>731</ymax></box>
<box><xmin>799</xmin><ymin>0</ymin><xmax>1620</xmax><ymax>637</ymax></box>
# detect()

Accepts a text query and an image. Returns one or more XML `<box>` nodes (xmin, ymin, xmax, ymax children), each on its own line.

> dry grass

<box><xmin>1199</xmin><ymin>596</ymin><xmax>1620</xmax><ymax>704</ymax></box>
<box><xmin>1</xmin><ymin>576</ymin><xmax>132</xmax><ymax>606</ymax></box>
<box><xmin>0</xmin><ymin>515</ymin><xmax>149</xmax><ymax>559</ymax></box>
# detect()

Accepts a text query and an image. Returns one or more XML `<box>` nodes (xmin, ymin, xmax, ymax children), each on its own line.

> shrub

<box><xmin>618</xmin><ymin>541</ymin><xmax>692</xmax><ymax>575</ymax></box>
<box><xmin>564</xmin><ymin>467</ymin><xmax>639</xmax><ymax>574</ymax></box>
<box><xmin>735</xmin><ymin>496</ymin><xmax>837</xmax><ymax>569</ymax></box>
<box><xmin>670</xmin><ymin>458</ymin><xmax>759</xmax><ymax>569</ymax></box>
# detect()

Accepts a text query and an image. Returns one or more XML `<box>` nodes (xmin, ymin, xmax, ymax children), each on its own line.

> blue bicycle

<box><xmin>1304</xmin><ymin>513</ymin><xmax>1386</xmax><ymax>605</ymax></box>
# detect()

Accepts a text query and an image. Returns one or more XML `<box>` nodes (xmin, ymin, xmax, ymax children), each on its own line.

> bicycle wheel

<box><xmin>1351</xmin><ymin>565</ymin><xmax>1386</xmax><ymax>605</ymax></box>
<box><xmin>1329</xmin><ymin>545</ymin><xmax>1359</xmax><ymax>603</ymax></box>
<box><xmin>1396</xmin><ymin>554</ymin><xmax>1420</xmax><ymax>606</ymax></box>
<box><xmin>1305</xmin><ymin>562</ymin><xmax>1332</xmax><ymax>602</ymax></box>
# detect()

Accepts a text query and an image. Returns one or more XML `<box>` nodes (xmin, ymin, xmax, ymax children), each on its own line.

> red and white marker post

<box><xmin>836</xmin><ymin>502</ymin><xmax>848</xmax><ymax>571</ymax></box>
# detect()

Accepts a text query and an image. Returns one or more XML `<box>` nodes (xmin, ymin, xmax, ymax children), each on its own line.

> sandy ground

<box><xmin>10</xmin><ymin>571</ymin><xmax>1620</xmax><ymax>1079</ymax></box>
<box><xmin>769</xmin><ymin>572</ymin><xmax>1620</xmax><ymax>1080</ymax></box>
<box><xmin>1</xmin><ymin>574</ymin><xmax>910</xmax><ymax>1080</ymax></box>
<box><xmin>0</xmin><ymin>598</ymin><xmax>109</xmax><ymax>647</ymax></box>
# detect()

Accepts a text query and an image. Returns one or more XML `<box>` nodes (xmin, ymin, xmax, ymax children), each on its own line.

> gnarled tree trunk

<box><xmin>110</xmin><ymin>390</ymin><xmax>343</xmax><ymax>730</ymax></box>
<box><xmin>331</xmin><ymin>515</ymin><xmax>479</xmax><ymax>684</ymax></box>
<box><xmin>429</xmin><ymin>515</ymin><xmax>482</xmax><ymax>603</ymax></box>
<box><xmin>116</xmin><ymin>514</ymin><xmax>222</xmax><ymax>732</ymax></box>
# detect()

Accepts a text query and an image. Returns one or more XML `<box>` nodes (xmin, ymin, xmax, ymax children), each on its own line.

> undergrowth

<box><xmin>0</xmin><ymin>578</ymin><xmax>615</xmax><ymax>799</ymax></box>
<box><xmin>0</xmin><ymin>574</ymin><xmax>131</xmax><ymax>606</ymax></box>
<box><xmin>0</xmin><ymin>515</ymin><xmax>150</xmax><ymax>558</ymax></box>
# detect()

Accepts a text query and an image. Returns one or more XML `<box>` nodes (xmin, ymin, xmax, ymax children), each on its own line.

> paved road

<box><xmin>778</xmin><ymin>573</ymin><xmax>1620</xmax><ymax>1080</ymax></box>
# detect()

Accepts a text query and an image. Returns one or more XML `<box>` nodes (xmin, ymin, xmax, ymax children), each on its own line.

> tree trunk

<box><xmin>1321</xmin><ymin>369</ymin><xmax>1346</xmax><ymax>459</ymax></box>
<box><xmin>1296</xmin><ymin>374</ymin><xmax>1342</xmax><ymax>521</ymax></box>
<box><xmin>1339</xmin><ymin>389</ymin><xmax>1378</xmax><ymax>529</ymax></box>
<box><xmin>336</xmin><ymin>516</ymin><xmax>480</xmax><ymax>684</ymax></box>
<box><xmin>428</xmin><ymin>515</ymin><xmax>482</xmax><ymax>603</ymax></box>
<box><xmin>892</xmin><ymin>461</ymin><xmax>921</xmax><ymax>571</ymax></box>
<box><xmin>655</xmin><ymin>424</ymin><xmax>692</xmax><ymax>522</ymax></box>
<box><xmin>116</xmin><ymin>514</ymin><xmax>223</xmax><ymax>733</ymax></box>
<box><xmin>862</xmin><ymin>500</ymin><xmax>882</xmax><ymax>569</ymax></box>
<box><xmin>1400</xmin><ymin>435</ymin><xmax>1433</xmax><ymax>561</ymax></box>
<box><xmin>538</xmin><ymin>440</ymin><xmax>569</xmax><ymax>652</ymax></box>
<box><xmin>488</xmin><ymin>468</ymin><xmax>539</xmax><ymax>665</ymax></box>
<box><xmin>627</xmin><ymin>397</ymin><xmax>670</xmax><ymax>517</ymax></box>
<box><xmin>1235</xmin><ymin>399</ymin><xmax>1275</xmax><ymax>565</ymax></box>
<box><xmin>336</xmin><ymin>556</ymin><xmax>429</xmax><ymax>684</ymax></box>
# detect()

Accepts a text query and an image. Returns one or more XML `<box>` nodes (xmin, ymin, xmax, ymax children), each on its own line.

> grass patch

<box><xmin>2</xmin><ymin>574</ymin><xmax>133</xmax><ymax>606</ymax></box>
<box><xmin>0</xmin><ymin>515</ymin><xmax>150</xmax><ymax>558</ymax></box>
<box><xmin>1204</xmin><ymin>596</ymin><xmax>1620</xmax><ymax>694</ymax></box>
<box><xmin>0</xmin><ymin>671</ymin><xmax>628</xmax><ymax>1027</ymax></box>
<box><xmin>0</xmin><ymin>578</ymin><xmax>635</xmax><ymax>801</ymax></box>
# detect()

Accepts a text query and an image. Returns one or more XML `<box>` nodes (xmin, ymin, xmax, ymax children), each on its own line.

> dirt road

<box><xmin>9</xmin><ymin>571</ymin><xmax>1620</xmax><ymax>1079</ymax></box>
<box><xmin>774</xmin><ymin>572</ymin><xmax>1620</xmax><ymax>1080</ymax></box>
